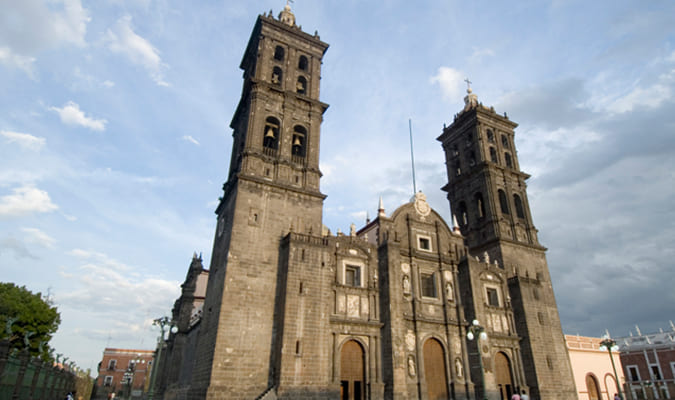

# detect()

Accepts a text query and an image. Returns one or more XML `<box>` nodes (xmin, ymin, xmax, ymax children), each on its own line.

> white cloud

<box><xmin>429</xmin><ymin>67</ymin><xmax>465</xmax><ymax>101</ymax></box>
<box><xmin>182</xmin><ymin>135</ymin><xmax>200</xmax><ymax>145</ymax></box>
<box><xmin>469</xmin><ymin>47</ymin><xmax>495</xmax><ymax>62</ymax></box>
<box><xmin>105</xmin><ymin>15</ymin><xmax>169</xmax><ymax>86</ymax></box>
<box><xmin>50</xmin><ymin>101</ymin><xmax>107</xmax><ymax>131</ymax></box>
<box><xmin>22</xmin><ymin>227</ymin><xmax>56</xmax><ymax>248</ymax></box>
<box><xmin>102</xmin><ymin>80</ymin><xmax>115</xmax><ymax>88</ymax></box>
<box><xmin>0</xmin><ymin>185</ymin><xmax>58</xmax><ymax>217</ymax></box>
<box><xmin>0</xmin><ymin>130</ymin><xmax>46</xmax><ymax>150</ymax></box>
<box><xmin>0</xmin><ymin>0</ymin><xmax>89</xmax><ymax>76</ymax></box>
<box><xmin>0</xmin><ymin>46</ymin><xmax>36</xmax><ymax>77</ymax></box>
<box><xmin>606</xmin><ymin>74</ymin><xmax>673</xmax><ymax>114</ymax></box>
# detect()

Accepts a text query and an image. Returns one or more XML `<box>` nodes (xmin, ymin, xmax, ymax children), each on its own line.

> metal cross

<box><xmin>464</xmin><ymin>78</ymin><xmax>472</xmax><ymax>91</ymax></box>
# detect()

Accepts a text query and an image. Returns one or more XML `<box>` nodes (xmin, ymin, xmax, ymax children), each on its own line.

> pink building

<box><xmin>95</xmin><ymin>348</ymin><xmax>154</xmax><ymax>399</ymax></box>
<box><xmin>566</xmin><ymin>335</ymin><xmax>625</xmax><ymax>400</ymax></box>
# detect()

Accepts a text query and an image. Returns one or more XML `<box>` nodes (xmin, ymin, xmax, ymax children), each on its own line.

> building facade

<box><xmin>94</xmin><ymin>348</ymin><xmax>154</xmax><ymax>399</ymax></box>
<box><xmin>159</xmin><ymin>5</ymin><xmax>576</xmax><ymax>400</ymax></box>
<box><xmin>617</xmin><ymin>327</ymin><xmax>675</xmax><ymax>400</ymax></box>
<box><xmin>565</xmin><ymin>335</ymin><xmax>624</xmax><ymax>400</ymax></box>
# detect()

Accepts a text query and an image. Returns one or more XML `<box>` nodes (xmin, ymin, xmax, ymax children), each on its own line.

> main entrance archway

<box><xmin>423</xmin><ymin>338</ymin><xmax>448</xmax><ymax>400</ymax></box>
<box><xmin>340</xmin><ymin>340</ymin><xmax>365</xmax><ymax>400</ymax></box>
<box><xmin>495</xmin><ymin>352</ymin><xmax>514</xmax><ymax>400</ymax></box>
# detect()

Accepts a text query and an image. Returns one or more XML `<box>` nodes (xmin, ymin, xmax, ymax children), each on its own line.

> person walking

<box><xmin>520</xmin><ymin>389</ymin><xmax>529</xmax><ymax>400</ymax></box>
<box><xmin>511</xmin><ymin>390</ymin><xmax>521</xmax><ymax>400</ymax></box>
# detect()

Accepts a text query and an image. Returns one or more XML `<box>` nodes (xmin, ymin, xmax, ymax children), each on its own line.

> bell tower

<box><xmin>190</xmin><ymin>5</ymin><xmax>329</xmax><ymax>399</ymax></box>
<box><xmin>438</xmin><ymin>85</ymin><xmax>576</xmax><ymax>399</ymax></box>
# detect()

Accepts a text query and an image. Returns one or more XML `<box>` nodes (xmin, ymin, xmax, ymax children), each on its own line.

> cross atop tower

<box><xmin>464</xmin><ymin>77</ymin><xmax>472</xmax><ymax>92</ymax></box>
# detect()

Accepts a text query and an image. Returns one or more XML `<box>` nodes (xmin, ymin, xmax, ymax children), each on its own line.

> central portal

<box><xmin>340</xmin><ymin>340</ymin><xmax>365</xmax><ymax>400</ymax></box>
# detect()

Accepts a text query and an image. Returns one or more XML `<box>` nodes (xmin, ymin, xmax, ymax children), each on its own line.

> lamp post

<box><xmin>124</xmin><ymin>355</ymin><xmax>143</xmax><ymax>400</ymax></box>
<box><xmin>599</xmin><ymin>335</ymin><xmax>623</xmax><ymax>400</ymax></box>
<box><xmin>147</xmin><ymin>317</ymin><xmax>177</xmax><ymax>400</ymax></box>
<box><xmin>467</xmin><ymin>319</ymin><xmax>488</xmax><ymax>400</ymax></box>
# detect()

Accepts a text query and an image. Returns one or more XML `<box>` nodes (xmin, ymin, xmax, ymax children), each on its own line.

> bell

<box><xmin>265</xmin><ymin>128</ymin><xmax>276</xmax><ymax>138</ymax></box>
<box><xmin>293</xmin><ymin>136</ymin><xmax>302</xmax><ymax>146</ymax></box>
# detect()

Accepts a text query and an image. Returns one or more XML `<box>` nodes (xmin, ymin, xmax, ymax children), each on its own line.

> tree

<box><xmin>0</xmin><ymin>282</ymin><xmax>61</xmax><ymax>359</ymax></box>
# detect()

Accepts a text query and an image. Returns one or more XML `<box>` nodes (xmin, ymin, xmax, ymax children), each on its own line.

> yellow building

<box><xmin>566</xmin><ymin>335</ymin><xmax>625</xmax><ymax>400</ymax></box>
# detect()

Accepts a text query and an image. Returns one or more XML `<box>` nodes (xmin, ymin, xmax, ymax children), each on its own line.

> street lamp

<box><xmin>599</xmin><ymin>334</ymin><xmax>623</xmax><ymax>400</ymax></box>
<box><xmin>124</xmin><ymin>354</ymin><xmax>144</xmax><ymax>400</ymax></box>
<box><xmin>147</xmin><ymin>317</ymin><xmax>177</xmax><ymax>400</ymax></box>
<box><xmin>467</xmin><ymin>319</ymin><xmax>488</xmax><ymax>400</ymax></box>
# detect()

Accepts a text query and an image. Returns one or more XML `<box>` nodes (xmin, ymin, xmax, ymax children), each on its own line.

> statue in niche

<box><xmin>402</xmin><ymin>275</ymin><xmax>411</xmax><ymax>295</ymax></box>
<box><xmin>455</xmin><ymin>358</ymin><xmax>463</xmax><ymax>378</ymax></box>
<box><xmin>445</xmin><ymin>282</ymin><xmax>454</xmax><ymax>301</ymax></box>
<box><xmin>408</xmin><ymin>356</ymin><xmax>416</xmax><ymax>376</ymax></box>
<box><xmin>350</xmin><ymin>223</ymin><xmax>356</xmax><ymax>237</ymax></box>
<box><xmin>483</xmin><ymin>251</ymin><xmax>490</xmax><ymax>264</ymax></box>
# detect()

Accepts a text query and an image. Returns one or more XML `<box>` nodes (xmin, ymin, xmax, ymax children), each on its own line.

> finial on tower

<box><xmin>463</xmin><ymin>77</ymin><xmax>479</xmax><ymax>110</ymax></box>
<box><xmin>279</xmin><ymin>0</ymin><xmax>296</xmax><ymax>26</ymax></box>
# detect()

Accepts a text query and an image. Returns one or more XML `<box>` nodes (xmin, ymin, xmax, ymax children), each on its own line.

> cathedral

<box><xmin>156</xmin><ymin>5</ymin><xmax>576</xmax><ymax>400</ymax></box>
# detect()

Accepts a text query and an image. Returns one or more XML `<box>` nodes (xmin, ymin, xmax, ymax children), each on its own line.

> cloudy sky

<box><xmin>1</xmin><ymin>0</ymin><xmax>673</xmax><ymax>371</ymax></box>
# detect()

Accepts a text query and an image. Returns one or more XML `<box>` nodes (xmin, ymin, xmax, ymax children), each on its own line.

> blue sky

<box><xmin>1</xmin><ymin>0</ymin><xmax>674</xmax><ymax>372</ymax></box>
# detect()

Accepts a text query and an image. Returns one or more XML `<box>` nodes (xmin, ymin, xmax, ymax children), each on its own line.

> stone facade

<box><xmin>158</xmin><ymin>5</ymin><xmax>575</xmax><ymax>400</ymax></box>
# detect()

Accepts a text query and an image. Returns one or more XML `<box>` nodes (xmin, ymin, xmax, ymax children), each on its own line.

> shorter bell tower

<box><xmin>438</xmin><ymin>84</ymin><xmax>577</xmax><ymax>400</ymax></box>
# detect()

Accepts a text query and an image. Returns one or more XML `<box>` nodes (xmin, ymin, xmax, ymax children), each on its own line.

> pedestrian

<box><xmin>520</xmin><ymin>389</ymin><xmax>529</xmax><ymax>400</ymax></box>
<box><xmin>65</xmin><ymin>392</ymin><xmax>74</xmax><ymax>400</ymax></box>
<box><xmin>511</xmin><ymin>389</ymin><xmax>521</xmax><ymax>400</ymax></box>
<box><xmin>614</xmin><ymin>394</ymin><xmax>620</xmax><ymax>400</ymax></box>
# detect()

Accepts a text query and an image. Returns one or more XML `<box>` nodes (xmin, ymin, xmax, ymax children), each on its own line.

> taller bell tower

<box><xmin>438</xmin><ymin>86</ymin><xmax>576</xmax><ymax>399</ymax></box>
<box><xmin>190</xmin><ymin>5</ymin><xmax>329</xmax><ymax>399</ymax></box>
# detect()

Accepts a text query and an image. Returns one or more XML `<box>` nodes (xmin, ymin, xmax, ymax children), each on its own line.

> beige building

<box><xmin>566</xmin><ymin>335</ymin><xmax>624</xmax><ymax>400</ymax></box>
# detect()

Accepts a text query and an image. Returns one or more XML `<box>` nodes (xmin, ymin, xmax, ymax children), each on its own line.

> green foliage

<box><xmin>0</xmin><ymin>282</ymin><xmax>61</xmax><ymax>359</ymax></box>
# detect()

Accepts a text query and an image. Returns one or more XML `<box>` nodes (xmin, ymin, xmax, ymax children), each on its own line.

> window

<box><xmin>501</xmin><ymin>134</ymin><xmax>509</xmax><ymax>149</ymax></box>
<box><xmin>345</xmin><ymin>265</ymin><xmax>361</xmax><ymax>287</ymax></box>
<box><xmin>272</xmin><ymin>66</ymin><xmax>283</xmax><ymax>85</ymax></box>
<box><xmin>107</xmin><ymin>359</ymin><xmax>117</xmax><ymax>370</ymax></box>
<box><xmin>296</xmin><ymin>76</ymin><xmax>307</xmax><ymax>94</ymax></box>
<box><xmin>418</xmin><ymin>236</ymin><xmax>431</xmax><ymax>251</ymax></box>
<box><xmin>513</xmin><ymin>194</ymin><xmax>525</xmax><ymax>218</ymax></box>
<box><xmin>421</xmin><ymin>273</ymin><xmax>437</xmax><ymax>298</ymax></box>
<box><xmin>452</xmin><ymin>144</ymin><xmax>459</xmax><ymax>157</ymax></box>
<box><xmin>263</xmin><ymin>117</ymin><xmax>280</xmax><ymax>150</ymax></box>
<box><xmin>298</xmin><ymin>55</ymin><xmax>308</xmax><ymax>70</ymax></box>
<box><xmin>458</xmin><ymin>201</ymin><xmax>468</xmax><ymax>225</ymax></box>
<box><xmin>474</xmin><ymin>193</ymin><xmax>485</xmax><ymax>218</ymax></box>
<box><xmin>487</xmin><ymin>129</ymin><xmax>495</xmax><ymax>143</ymax></box>
<box><xmin>486</xmin><ymin>287</ymin><xmax>499</xmax><ymax>307</ymax></box>
<box><xmin>651</xmin><ymin>365</ymin><xmax>662</xmax><ymax>380</ymax></box>
<box><xmin>104</xmin><ymin>376</ymin><xmax>113</xmax><ymax>386</ymax></box>
<box><xmin>628</xmin><ymin>365</ymin><xmax>640</xmax><ymax>382</ymax></box>
<box><xmin>274</xmin><ymin>45</ymin><xmax>285</xmax><ymax>61</ymax></box>
<box><xmin>505</xmin><ymin>152</ymin><xmax>513</xmax><ymax>168</ymax></box>
<box><xmin>538</xmin><ymin>312</ymin><xmax>546</xmax><ymax>325</ymax></box>
<box><xmin>468</xmin><ymin>151</ymin><xmax>476</xmax><ymax>167</ymax></box>
<box><xmin>292</xmin><ymin>125</ymin><xmax>307</xmax><ymax>158</ymax></box>
<box><xmin>454</xmin><ymin>162</ymin><xmax>461</xmax><ymax>176</ymax></box>
<box><xmin>465</xmin><ymin>133</ymin><xmax>472</xmax><ymax>147</ymax></box>
<box><xmin>489</xmin><ymin>147</ymin><xmax>498</xmax><ymax>163</ymax></box>
<box><xmin>498</xmin><ymin>190</ymin><xmax>509</xmax><ymax>214</ymax></box>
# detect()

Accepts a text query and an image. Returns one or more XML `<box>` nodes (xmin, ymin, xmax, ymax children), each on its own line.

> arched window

<box><xmin>468</xmin><ymin>151</ymin><xmax>476</xmax><ymax>167</ymax></box>
<box><xmin>298</xmin><ymin>55</ymin><xmax>308</xmax><ymax>70</ymax></box>
<box><xmin>263</xmin><ymin>117</ymin><xmax>280</xmax><ymax>151</ymax></box>
<box><xmin>292</xmin><ymin>125</ymin><xmax>307</xmax><ymax>158</ymax></box>
<box><xmin>474</xmin><ymin>192</ymin><xmax>485</xmax><ymax>218</ymax></box>
<box><xmin>272</xmin><ymin>66</ymin><xmax>283</xmax><ymax>86</ymax></box>
<box><xmin>505</xmin><ymin>152</ymin><xmax>513</xmax><ymax>168</ymax></box>
<box><xmin>489</xmin><ymin>147</ymin><xmax>498</xmax><ymax>163</ymax></box>
<box><xmin>452</xmin><ymin>144</ymin><xmax>459</xmax><ymax>157</ymax></box>
<box><xmin>487</xmin><ymin>129</ymin><xmax>495</xmax><ymax>143</ymax></box>
<box><xmin>513</xmin><ymin>194</ymin><xmax>525</xmax><ymax>219</ymax></box>
<box><xmin>454</xmin><ymin>162</ymin><xmax>461</xmax><ymax>176</ymax></box>
<box><xmin>586</xmin><ymin>374</ymin><xmax>601</xmax><ymax>400</ymax></box>
<box><xmin>465</xmin><ymin>133</ymin><xmax>472</xmax><ymax>147</ymax></box>
<box><xmin>458</xmin><ymin>201</ymin><xmax>468</xmax><ymax>225</ymax></box>
<box><xmin>501</xmin><ymin>134</ymin><xmax>509</xmax><ymax>149</ymax></box>
<box><xmin>274</xmin><ymin>45</ymin><xmax>285</xmax><ymax>61</ymax></box>
<box><xmin>498</xmin><ymin>190</ymin><xmax>509</xmax><ymax>214</ymax></box>
<box><xmin>423</xmin><ymin>339</ymin><xmax>448</xmax><ymax>400</ymax></box>
<box><xmin>296</xmin><ymin>76</ymin><xmax>307</xmax><ymax>95</ymax></box>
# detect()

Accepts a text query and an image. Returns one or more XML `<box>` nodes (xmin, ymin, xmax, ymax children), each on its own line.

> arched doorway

<box><xmin>494</xmin><ymin>352</ymin><xmax>514</xmax><ymax>400</ymax></box>
<box><xmin>586</xmin><ymin>374</ymin><xmax>601</xmax><ymax>400</ymax></box>
<box><xmin>340</xmin><ymin>340</ymin><xmax>365</xmax><ymax>400</ymax></box>
<box><xmin>423</xmin><ymin>338</ymin><xmax>448</xmax><ymax>400</ymax></box>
